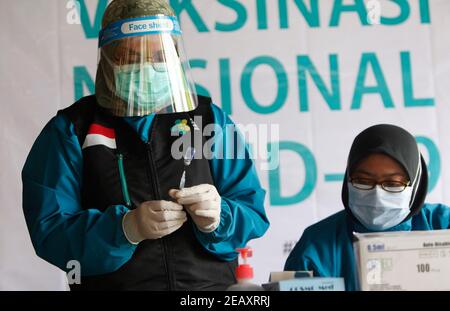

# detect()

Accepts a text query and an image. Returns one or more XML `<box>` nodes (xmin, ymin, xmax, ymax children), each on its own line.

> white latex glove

<box><xmin>122</xmin><ymin>200</ymin><xmax>187</xmax><ymax>244</ymax></box>
<box><xmin>169</xmin><ymin>184</ymin><xmax>221</xmax><ymax>233</ymax></box>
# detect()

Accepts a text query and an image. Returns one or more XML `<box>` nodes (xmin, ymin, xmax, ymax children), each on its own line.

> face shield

<box><xmin>97</xmin><ymin>16</ymin><xmax>198</xmax><ymax>117</ymax></box>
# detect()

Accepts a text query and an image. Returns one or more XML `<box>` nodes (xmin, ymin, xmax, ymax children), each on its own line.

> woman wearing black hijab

<box><xmin>284</xmin><ymin>124</ymin><xmax>450</xmax><ymax>291</ymax></box>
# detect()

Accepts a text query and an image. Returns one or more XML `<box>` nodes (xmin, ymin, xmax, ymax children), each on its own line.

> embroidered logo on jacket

<box><xmin>171</xmin><ymin>119</ymin><xmax>191</xmax><ymax>136</ymax></box>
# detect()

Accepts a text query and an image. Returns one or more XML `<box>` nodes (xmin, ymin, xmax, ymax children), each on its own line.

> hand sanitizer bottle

<box><xmin>226</xmin><ymin>247</ymin><xmax>265</xmax><ymax>291</ymax></box>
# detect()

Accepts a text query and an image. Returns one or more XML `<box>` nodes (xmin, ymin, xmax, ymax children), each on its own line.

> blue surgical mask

<box><xmin>348</xmin><ymin>183</ymin><xmax>413</xmax><ymax>231</ymax></box>
<box><xmin>114</xmin><ymin>63</ymin><xmax>171</xmax><ymax>113</ymax></box>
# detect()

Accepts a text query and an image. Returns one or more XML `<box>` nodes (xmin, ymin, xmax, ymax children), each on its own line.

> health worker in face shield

<box><xmin>22</xmin><ymin>0</ymin><xmax>269</xmax><ymax>291</ymax></box>
<box><xmin>284</xmin><ymin>124</ymin><xmax>450</xmax><ymax>291</ymax></box>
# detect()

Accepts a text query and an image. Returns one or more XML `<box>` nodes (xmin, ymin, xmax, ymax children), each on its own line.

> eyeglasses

<box><xmin>113</xmin><ymin>49</ymin><xmax>168</xmax><ymax>69</ymax></box>
<box><xmin>350</xmin><ymin>178</ymin><xmax>411</xmax><ymax>193</ymax></box>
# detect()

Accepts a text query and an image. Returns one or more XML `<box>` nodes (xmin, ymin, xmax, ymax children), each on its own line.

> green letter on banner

<box><xmin>380</xmin><ymin>0</ymin><xmax>410</xmax><ymax>25</ymax></box>
<box><xmin>241</xmin><ymin>56</ymin><xmax>288</xmax><ymax>114</ymax></box>
<box><xmin>74</xmin><ymin>66</ymin><xmax>94</xmax><ymax>101</ymax></box>
<box><xmin>401</xmin><ymin>51</ymin><xmax>435</xmax><ymax>107</ymax></box>
<box><xmin>78</xmin><ymin>0</ymin><xmax>108</xmax><ymax>39</ymax></box>
<box><xmin>279</xmin><ymin>0</ymin><xmax>320</xmax><ymax>29</ymax></box>
<box><xmin>419</xmin><ymin>0</ymin><xmax>431</xmax><ymax>24</ymax></box>
<box><xmin>330</xmin><ymin>0</ymin><xmax>369</xmax><ymax>27</ymax></box>
<box><xmin>268</xmin><ymin>141</ymin><xmax>317</xmax><ymax>206</ymax></box>
<box><xmin>351</xmin><ymin>53</ymin><xmax>394</xmax><ymax>109</ymax></box>
<box><xmin>298</xmin><ymin>54</ymin><xmax>341</xmax><ymax>112</ymax></box>
<box><xmin>219</xmin><ymin>59</ymin><xmax>233</xmax><ymax>115</ymax></box>
<box><xmin>215</xmin><ymin>0</ymin><xmax>247</xmax><ymax>32</ymax></box>
<box><xmin>170</xmin><ymin>0</ymin><xmax>209</xmax><ymax>32</ymax></box>
<box><xmin>256</xmin><ymin>0</ymin><xmax>268</xmax><ymax>30</ymax></box>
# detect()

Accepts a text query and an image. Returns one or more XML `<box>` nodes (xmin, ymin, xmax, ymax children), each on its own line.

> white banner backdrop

<box><xmin>1</xmin><ymin>0</ymin><xmax>449</xmax><ymax>290</ymax></box>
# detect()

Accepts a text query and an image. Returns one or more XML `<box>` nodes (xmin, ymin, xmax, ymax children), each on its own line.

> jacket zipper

<box><xmin>117</xmin><ymin>154</ymin><xmax>132</xmax><ymax>207</ymax></box>
<box><xmin>146</xmin><ymin>141</ymin><xmax>173</xmax><ymax>290</ymax></box>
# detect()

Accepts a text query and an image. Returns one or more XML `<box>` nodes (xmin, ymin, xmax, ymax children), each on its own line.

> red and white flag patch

<box><xmin>82</xmin><ymin>124</ymin><xmax>117</xmax><ymax>150</ymax></box>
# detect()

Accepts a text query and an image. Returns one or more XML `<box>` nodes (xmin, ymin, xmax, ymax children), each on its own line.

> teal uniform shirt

<box><xmin>284</xmin><ymin>203</ymin><xmax>450</xmax><ymax>291</ymax></box>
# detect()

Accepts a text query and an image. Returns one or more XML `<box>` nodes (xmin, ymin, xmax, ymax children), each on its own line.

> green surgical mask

<box><xmin>114</xmin><ymin>63</ymin><xmax>172</xmax><ymax>114</ymax></box>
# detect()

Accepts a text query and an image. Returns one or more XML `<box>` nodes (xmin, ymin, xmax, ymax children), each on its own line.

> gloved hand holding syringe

<box><xmin>179</xmin><ymin>146</ymin><xmax>196</xmax><ymax>189</ymax></box>
<box><xmin>122</xmin><ymin>147</ymin><xmax>198</xmax><ymax>244</ymax></box>
<box><xmin>170</xmin><ymin>146</ymin><xmax>221</xmax><ymax>233</ymax></box>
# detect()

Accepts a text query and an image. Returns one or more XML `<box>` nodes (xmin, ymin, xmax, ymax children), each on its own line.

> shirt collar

<box><xmin>123</xmin><ymin>114</ymin><xmax>156</xmax><ymax>143</ymax></box>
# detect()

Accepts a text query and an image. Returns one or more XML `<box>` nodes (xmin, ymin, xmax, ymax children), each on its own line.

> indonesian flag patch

<box><xmin>82</xmin><ymin>124</ymin><xmax>117</xmax><ymax>150</ymax></box>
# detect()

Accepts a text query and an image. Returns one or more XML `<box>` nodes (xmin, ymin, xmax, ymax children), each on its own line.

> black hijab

<box><xmin>342</xmin><ymin>124</ymin><xmax>428</xmax><ymax>220</ymax></box>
